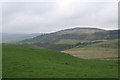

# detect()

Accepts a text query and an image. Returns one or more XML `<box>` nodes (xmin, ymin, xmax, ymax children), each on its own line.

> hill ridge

<box><xmin>20</xmin><ymin>27</ymin><xmax>119</xmax><ymax>43</ymax></box>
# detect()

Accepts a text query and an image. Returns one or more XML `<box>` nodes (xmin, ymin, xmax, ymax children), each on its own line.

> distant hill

<box><xmin>19</xmin><ymin>27</ymin><xmax>119</xmax><ymax>51</ymax></box>
<box><xmin>1</xmin><ymin>33</ymin><xmax>42</xmax><ymax>43</ymax></box>
<box><xmin>56</xmin><ymin>27</ymin><xmax>104</xmax><ymax>35</ymax></box>
<box><xmin>21</xmin><ymin>27</ymin><xmax>119</xmax><ymax>43</ymax></box>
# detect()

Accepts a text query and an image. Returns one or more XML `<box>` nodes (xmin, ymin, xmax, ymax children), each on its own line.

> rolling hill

<box><xmin>19</xmin><ymin>27</ymin><xmax>119</xmax><ymax>51</ymax></box>
<box><xmin>21</xmin><ymin>28</ymin><xmax>119</xmax><ymax>43</ymax></box>
<box><xmin>3</xmin><ymin>46</ymin><xmax>118</xmax><ymax>78</ymax></box>
<box><xmin>2</xmin><ymin>27</ymin><xmax>119</xmax><ymax>78</ymax></box>
<box><xmin>20</xmin><ymin>28</ymin><xmax>105</xmax><ymax>43</ymax></box>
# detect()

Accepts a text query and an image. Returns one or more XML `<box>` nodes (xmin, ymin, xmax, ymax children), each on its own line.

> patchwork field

<box><xmin>63</xmin><ymin>48</ymin><xmax>118</xmax><ymax>59</ymax></box>
<box><xmin>63</xmin><ymin>39</ymin><xmax>119</xmax><ymax>60</ymax></box>
<box><xmin>2</xmin><ymin>47</ymin><xmax>118</xmax><ymax>78</ymax></box>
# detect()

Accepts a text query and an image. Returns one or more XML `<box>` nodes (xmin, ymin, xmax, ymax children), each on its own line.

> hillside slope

<box><xmin>87</xmin><ymin>39</ymin><xmax>119</xmax><ymax>49</ymax></box>
<box><xmin>3</xmin><ymin>47</ymin><xmax>118</xmax><ymax>78</ymax></box>
<box><xmin>21</xmin><ymin>28</ymin><xmax>119</xmax><ymax>44</ymax></box>
<box><xmin>18</xmin><ymin>28</ymin><xmax>119</xmax><ymax>51</ymax></box>
<box><xmin>63</xmin><ymin>39</ymin><xmax>119</xmax><ymax>60</ymax></box>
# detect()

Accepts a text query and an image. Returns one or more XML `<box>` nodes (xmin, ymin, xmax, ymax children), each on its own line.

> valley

<box><xmin>2</xmin><ymin>27</ymin><xmax>119</xmax><ymax>78</ymax></box>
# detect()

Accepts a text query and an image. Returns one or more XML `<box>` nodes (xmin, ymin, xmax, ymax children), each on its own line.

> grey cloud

<box><xmin>2</xmin><ymin>1</ymin><xmax>118</xmax><ymax>33</ymax></box>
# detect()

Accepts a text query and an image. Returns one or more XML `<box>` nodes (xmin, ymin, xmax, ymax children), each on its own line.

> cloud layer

<box><xmin>2</xmin><ymin>0</ymin><xmax>118</xmax><ymax>33</ymax></box>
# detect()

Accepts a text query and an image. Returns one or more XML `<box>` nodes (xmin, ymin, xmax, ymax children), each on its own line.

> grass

<box><xmin>89</xmin><ymin>39</ymin><xmax>119</xmax><ymax>49</ymax></box>
<box><xmin>3</xmin><ymin>46</ymin><xmax>118</xmax><ymax>78</ymax></box>
<box><xmin>64</xmin><ymin>39</ymin><xmax>119</xmax><ymax>59</ymax></box>
<box><xmin>64</xmin><ymin>47</ymin><xmax>118</xmax><ymax>59</ymax></box>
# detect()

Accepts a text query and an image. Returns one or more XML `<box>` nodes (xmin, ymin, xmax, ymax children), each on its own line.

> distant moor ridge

<box><xmin>21</xmin><ymin>27</ymin><xmax>119</xmax><ymax>43</ymax></box>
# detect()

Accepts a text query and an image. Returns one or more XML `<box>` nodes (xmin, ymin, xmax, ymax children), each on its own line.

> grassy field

<box><xmin>63</xmin><ymin>47</ymin><xmax>118</xmax><ymax>59</ymax></box>
<box><xmin>3</xmin><ymin>46</ymin><xmax>118</xmax><ymax>78</ymax></box>
<box><xmin>63</xmin><ymin>39</ymin><xmax>119</xmax><ymax>60</ymax></box>
<box><xmin>88</xmin><ymin>39</ymin><xmax>119</xmax><ymax>49</ymax></box>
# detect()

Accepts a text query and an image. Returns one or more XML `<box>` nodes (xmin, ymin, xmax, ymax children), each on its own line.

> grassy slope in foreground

<box><xmin>3</xmin><ymin>47</ymin><xmax>118</xmax><ymax>78</ymax></box>
<box><xmin>63</xmin><ymin>39</ymin><xmax>119</xmax><ymax>59</ymax></box>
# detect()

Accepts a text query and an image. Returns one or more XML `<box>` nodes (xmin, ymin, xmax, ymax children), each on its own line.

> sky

<box><xmin>0</xmin><ymin>0</ymin><xmax>119</xmax><ymax>34</ymax></box>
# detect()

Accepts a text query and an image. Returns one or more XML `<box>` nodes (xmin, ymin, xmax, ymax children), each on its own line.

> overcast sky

<box><xmin>1</xmin><ymin>0</ymin><xmax>118</xmax><ymax>34</ymax></box>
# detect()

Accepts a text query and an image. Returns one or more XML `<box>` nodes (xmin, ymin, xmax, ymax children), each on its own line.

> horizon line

<box><xmin>1</xmin><ymin>26</ymin><xmax>119</xmax><ymax>34</ymax></box>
